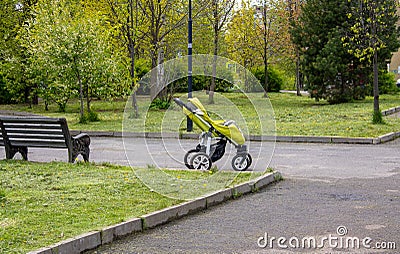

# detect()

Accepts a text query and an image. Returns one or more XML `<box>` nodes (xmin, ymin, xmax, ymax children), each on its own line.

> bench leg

<box><xmin>71</xmin><ymin>134</ymin><xmax>91</xmax><ymax>163</ymax></box>
<box><xmin>6</xmin><ymin>146</ymin><xmax>28</xmax><ymax>160</ymax></box>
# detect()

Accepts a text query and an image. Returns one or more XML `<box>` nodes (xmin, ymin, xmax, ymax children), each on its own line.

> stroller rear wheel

<box><xmin>232</xmin><ymin>153</ymin><xmax>252</xmax><ymax>171</ymax></box>
<box><xmin>190</xmin><ymin>152</ymin><xmax>212</xmax><ymax>171</ymax></box>
<box><xmin>184</xmin><ymin>149</ymin><xmax>198</xmax><ymax>169</ymax></box>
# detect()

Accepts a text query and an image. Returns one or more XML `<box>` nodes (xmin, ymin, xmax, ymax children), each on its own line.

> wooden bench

<box><xmin>0</xmin><ymin>117</ymin><xmax>90</xmax><ymax>163</ymax></box>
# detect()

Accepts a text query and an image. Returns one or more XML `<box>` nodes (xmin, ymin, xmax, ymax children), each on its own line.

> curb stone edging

<box><xmin>72</xmin><ymin>131</ymin><xmax>399</xmax><ymax>145</ymax></box>
<box><xmin>381</xmin><ymin>106</ymin><xmax>400</xmax><ymax>116</ymax></box>
<box><xmin>27</xmin><ymin>171</ymin><xmax>281</xmax><ymax>254</ymax></box>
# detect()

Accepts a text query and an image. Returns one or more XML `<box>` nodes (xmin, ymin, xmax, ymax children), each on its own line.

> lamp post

<box><xmin>187</xmin><ymin>0</ymin><xmax>193</xmax><ymax>131</ymax></box>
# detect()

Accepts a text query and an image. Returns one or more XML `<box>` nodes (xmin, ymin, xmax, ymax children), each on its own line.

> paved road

<box><xmin>2</xmin><ymin>137</ymin><xmax>399</xmax><ymax>253</ymax></box>
<box><xmin>86</xmin><ymin>137</ymin><xmax>397</xmax><ymax>253</ymax></box>
<box><xmin>88</xmin><ymin>175</ymin><xmax>399</xmax><ymax>254</ymax></box>
<box><xmin>8</xmin><ymin>137</ymin><xmax>399</xmax><ymax>180</ymax></box>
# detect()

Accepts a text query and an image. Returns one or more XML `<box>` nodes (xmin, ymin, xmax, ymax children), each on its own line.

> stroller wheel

<box><xmin>246</xmin><ymin>153</ymin><xmax>252</xmax><ymax>167</ymax></box>
<box><xmin>190</xmin><ymin>152</ymin><xmax>212</xmax><ymax>171</ymax></box>
<box><xmin>184</xmin><ymin>149</ymin><xmax>198</xmax><ymax>169</ymax></box>
<box><xmin>232</xmin><ymin>153</ymin><xmax>251</xmax><ymax>171</ymax></box>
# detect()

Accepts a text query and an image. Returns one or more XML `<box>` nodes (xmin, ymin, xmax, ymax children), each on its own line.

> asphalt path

<box><xmin>83</xmin><ymin>138</ymin><xmax>399</xmax><ymax>253</ymax></box>
<box><xmin>12</xmin><ymin>136</ymin><xmax>398</xmax><ymax>180</ymax></box>
<box><xmin>2</xmin><ymin>137</ymin><xmax>399</xmax><ymax>253</ymax></box>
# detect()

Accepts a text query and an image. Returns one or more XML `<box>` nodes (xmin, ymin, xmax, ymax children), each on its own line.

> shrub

<box><xmin>79</xmin><ymin>111</ymin><xmax>100</xmax><ymax>124</ymax></box>
<box><xmin>364</xmin><ymin>70</ymin><xmax>397</xmax><ymax>96</ymax></box>
<box><xmin>250</xmin><ymin>66</ymin><xmax>283</xmax><ymax>92</ymax></box>
<box><xmin>150</xmin><ymin>98</ymin><xmax>171</xmax><ymax>110</ymax></box>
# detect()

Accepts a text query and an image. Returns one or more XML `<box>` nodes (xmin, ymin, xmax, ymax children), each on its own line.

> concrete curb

<box><xmin>70</xmin><ymin>130</ymin><xmax>400</xmax><ymax>145</ymax></box>
<box><xmin>381</xmin><ymin>106</ymin><xmax>400</xmax><ymax>116</ymax></box>
<box><xmin>28</xmin><ymin>171</ymin><xmax>281</xmax><ymax>254</ymax></box>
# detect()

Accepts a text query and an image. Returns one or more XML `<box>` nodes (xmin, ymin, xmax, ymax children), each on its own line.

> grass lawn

<box><xmin>0</xmin><ymin>160</ymin><xmax>262</xmax><ymax>254</ymax></box>
<box><xmin>0</xmin><ymin>92</ymin><xmax>399</xmax><ymax>137</ymax></box>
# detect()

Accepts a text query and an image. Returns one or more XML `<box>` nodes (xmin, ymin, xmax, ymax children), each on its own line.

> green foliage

<box><xmin>290</xmin><ymin>0</ymin><xmax>400</xmax><ymax>103</ymax></box>
<box><xmin>375</xmin><ymin>71</ymin><xmax>397</xmax><ymax>95</ymax></box>
<box><xmin>172</xmin><ymin>65</ymin><xmax>235</xmax><ymax>93</ymax></box>
<box><xmin>21</xmin><ymin>0</ymin><xmax>130</xmax><ymax>114</ymax></box>
<box><xmin>0</xmin><ymin>188</ymin><xmax>6</xmax><ymax>201</ymax></box>
<box><xmin>173</xmin><ymin>76</ymin><xmax>233</xmax><ymax>93</ymax></box>
<box><xmin>250</xmin><ymin>66</ymin><xmax>283</xmax><ymax>92</ymax></box>
<box><xmin>292</xmin><ymin>0</ymin><xmax>360</xmax><ymax>103</ymax></box>
<box><xmin>372</xmin><ymin>110</ymin><xmax>384</xmax><ymax>124</ymax></box>
<box><xmin>358</xmin><ymin>69</ymin><xmax>398</xmax><ymax>97</ymax></box>
<box><xmin>0</xmin><ymin>0</ymin><xmax>37</xmax><ymax>104</ymax></box>
<box><xmin>343</xmin><ymin>0</ymin><xmax>400</xmax><ymax>64</ymax></box>
<box><xmin>79</xmin><ymin>111</ymin><xmax>100</xmax><ymax>124</ymax></box>
<box><xmin>0</xmin><ymin>73</ymin><xmax>14</xmax><ymax>104</ymax></box>
<box><xmin>149</xmin><ymin>98</ymin><xmax>171</xmax><ymax>110</ymax></box>
<box><xmin>1</xmin><ymin>92</ymin><xmax>399</xmax><ymax>137</ymax></box>
<box><xmin>135</xmin><ymin>58</ymin><xmax>151</xmax><ymax>79</ymax></box>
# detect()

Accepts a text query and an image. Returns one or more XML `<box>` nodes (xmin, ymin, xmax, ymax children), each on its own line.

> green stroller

<box><xmin>174</xmin><ymin>97</ymin><xmax>252</xmax><ymax>171</ymax></box>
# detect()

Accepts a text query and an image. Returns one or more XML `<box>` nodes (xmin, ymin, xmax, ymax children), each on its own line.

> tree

<box><xmin>0</xmin><ymin>0</ymin><xmax>38</xmax><ymax>105</ymax></box>
<box><xmin>107</xmin><ymin>0</ymin><xmax>142</xmax><ymax>118</ymax></box>
<box><xmin>287</xmin><ymin>0</ymin><xmax>305</xmax><ymax>96</ymax></box>
<box><xmin>292</xmin><ymin>0</ymin><xmax>366</xmax><ymax>104</ymax></box>
<box><xmin>253</xmin><ymin>0</ymin><xmax>289</xmax><ymax>97</ymax></box>
<box><xmin>137</xmin><ymin>0</ymin><xmax>187</xmax><ymax>100</ymax></box>
<box><xmin>24</xmin><ymin>0</ymin><xmax>130</xmax><ymax>117</ymax></box>
<box><xmin>225</xmin><ymin>0</ymin><xmax>262</xmax><ymax>92</ymax></box>
<box><xmin>208</xmin><ymin>0</ymin><xmax>235</xmax><ymax>104</ymax></box>
<box><xmin>226</xmin><ymin>1</ymin><xmax>260</xmax><ymax>70</ymax></box>
<box><xmin>342</xmin><ymin>0</ymin><xmax>400</xmax><ymax>123</ymax></box>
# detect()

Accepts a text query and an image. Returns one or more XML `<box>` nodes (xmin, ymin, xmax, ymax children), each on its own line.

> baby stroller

<box><xmin>174</xmin><ymin>97</ymin><xmax>252</xmax><ymax>171</ymax></box>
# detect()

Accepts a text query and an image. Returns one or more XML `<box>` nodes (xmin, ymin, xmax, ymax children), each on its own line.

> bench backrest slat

<box><xmin>5</xmin><ymin>129</ymin><xmax>64</xmax><ymax>136</ymax></box>
<box><xmin>0</xmin><ymin>117</ymin><xmax>70</xmax><ymax>149</ymax></box>
<box><xmin>8</xmin><ymin>140</ymin><xmax>68</xmax><ymax>148</ymax></box>
<box><xmin>2</xmin><ymin>124</ymin><xmax>65</xmax><ymax>130</ymax></box>
<box><xmin>0</xmin><ymin>117</ymin><xmax>64</xmax><ymax>124</ymax></box>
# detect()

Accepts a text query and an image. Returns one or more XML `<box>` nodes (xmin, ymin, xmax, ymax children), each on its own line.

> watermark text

<box><xmin>257</xmin><ymin>226</ymin><xmax>396</xmax><ymax>250</ymax></box>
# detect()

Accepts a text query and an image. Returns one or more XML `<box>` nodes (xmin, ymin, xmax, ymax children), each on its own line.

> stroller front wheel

<box><xmin>184</xmin><ymin>149</ymin><xmax>199</xmax><ymax>169</ymax></box>
<box><xmin>190</xmin><ymin>152</ymin><xmax>212</xmax><ymax>171</ymax></box>
<box><xmin>232</xmin><ymin>153</ymin><xmax>251</xmax><ymax>171</ymax></box>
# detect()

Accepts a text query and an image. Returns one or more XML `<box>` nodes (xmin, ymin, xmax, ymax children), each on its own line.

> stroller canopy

<box><xmin>177</xmin><ymin>97</ymin><xmax>245</xmax><ymax>145</ymax></box>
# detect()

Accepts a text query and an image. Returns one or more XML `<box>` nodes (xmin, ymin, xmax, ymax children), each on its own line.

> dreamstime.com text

<box><xmin>257</xmin><ymin>226</ymin><xmax>396</xmax><ymax>250</ymax></box>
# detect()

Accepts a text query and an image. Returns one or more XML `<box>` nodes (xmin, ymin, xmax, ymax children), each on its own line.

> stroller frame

<box><xmin>174</xmin><ymin>97</ymin><xmax>252</xmax><ymax>171</ymax></box>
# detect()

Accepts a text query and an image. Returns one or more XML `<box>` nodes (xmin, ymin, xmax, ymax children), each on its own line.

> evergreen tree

<box><xmin>292</xmin><ymin>0</ymin><xmax>366</xmax><ymax>103</ymax></box>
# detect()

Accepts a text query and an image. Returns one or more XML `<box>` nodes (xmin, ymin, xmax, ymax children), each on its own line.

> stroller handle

<box><xmin>173</xmin><ymin>98</ymin><xmax>185</xmax><ymax>108</ymax></box>
<box><xmin>173</xmin><ymin>98</ymin><xmax>198</xmax><ymax>113</ymax></box>
<box><xmin>174</xmin><ymin>97</ymin><xmax>205</xmax><ymax>117</ymax></box>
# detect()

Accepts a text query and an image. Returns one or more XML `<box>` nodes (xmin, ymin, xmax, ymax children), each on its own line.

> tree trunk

<box><xmin>157</xmin><ymin>45</ymin><xmax>166</xmax><ymax>100</ymax></box>
<box><xmin>263</xmin><ymin>59</ymin><xmax>268</xmax><ymax>97</ymax></box>
<box><xmin>263</xmin><ymin>4</ymin><xmax>268</xmax><ymax>98</ymax></box>
<box><xmin>296</xmin><ymin>48</ymin><xmax>301</xmax><ymax>96</ymax></box>
<box><xmin>150</xmin><ymin>48</ymin><xmax>158</xmax><ymax>100</ymax></box>
<box><xmin>79</xmin><ymin>78</ymin><xmax>84</xmax><ymax>119</ymax></box>
<box><xmin>128</xmin><ymin>0</ymin><xmax>139</xmax><ymax>118</ymax></box>
<box><xmin>86</xmin><ymin>84</ymin><xmax>91</xmax><ymax>113</ymax></box>
<box><xmin>209</xmin><ymin>54</ymin><xmax>217</xmax><ymax>104</ymax></box>
<box><xmin>209</xmin><ymin>1</ymin><xmax>219</xmax><ymax>104</ymax></box>
<box><xmin>373</xmin><ymin>49</ymin><xmax>379</xmax><ymax>114</ymax></box>
<box><xmin>372</xmin><ymin>8</ymin><xmax>379</xmax><ymax>117</ymax></box>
